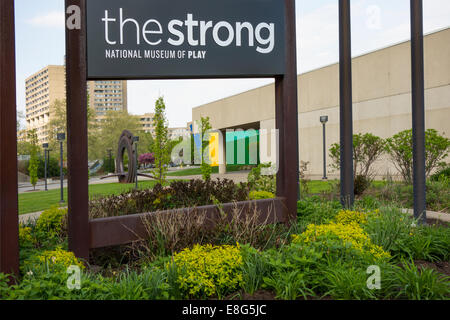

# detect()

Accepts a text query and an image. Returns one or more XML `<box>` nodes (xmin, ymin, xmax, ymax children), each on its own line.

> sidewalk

<box><xmin>401</xmin><ymin>208</ymin><xmax>450</xmax><ymax>223</ymax></box>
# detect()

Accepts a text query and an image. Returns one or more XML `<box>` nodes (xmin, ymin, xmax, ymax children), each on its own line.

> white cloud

<box><xmin>27</xmin><ymin>11</ymin><xmax>64</xmax><ymax>28</ymax></box>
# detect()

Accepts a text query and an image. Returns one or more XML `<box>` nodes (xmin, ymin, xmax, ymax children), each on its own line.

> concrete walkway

<box><xmin>401</xmin><ymin>208</ymin><xmax>450</xmax><ymax>223</ymax></box>
<box><xmin>19</xmin><ymin>211</ymin><xmax>44</xmax><ymax>225</ymax></box>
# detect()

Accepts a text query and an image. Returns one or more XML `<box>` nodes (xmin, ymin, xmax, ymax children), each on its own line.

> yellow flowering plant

<box><xmin>21</xmin><ymin>247</ymin><xmax>85</xmax><ymax>275</ymax></box>
<box><xmin>167</xmin><ymin>244</ymin><xmax>243</xmax><ymax>298</ymax></box>
<box><xmin>334</xmin><ymin>209</ymin><xmax>379</xmax><ymax>226</ymax></box>
<box><xmin>292</xmin><ymin>222</ymin><xmax>391</xmax><ymax>261</ymax></box>
<box><xmin>35</xmin><ymin>206</ymin><xmax>67</xmax><ymax>238</ymax></box>
<box><xmin>19</xmin><ymin>226</ymin><xmax>34</xmax><ymax>247</ymax></box>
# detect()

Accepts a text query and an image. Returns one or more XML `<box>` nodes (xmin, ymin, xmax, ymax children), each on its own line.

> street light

<box><xmin>133</xmin><ymin>136</ymin><xmax>140</xmax><ymax>190</ymax></box>
<box><xmin>320</xmin><ymin>116</ymin><xmax>329</xmax><ymax>180</ymax></box>
<box><xmin>57</xmin><ymin>133</ymin><xmax>65</xmax><ymax>204</ymax></box>
<box><xmin>42</xmin><ymin>143</ymin><xmax>49</xmax><ymax>191</ymax></box>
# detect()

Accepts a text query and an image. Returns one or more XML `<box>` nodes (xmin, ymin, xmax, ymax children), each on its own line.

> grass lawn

<box><xmin>166</xmin><ymin>164</ymin><xmax>253</xmax><ymax>176</ymax></box>
<box><xmin>19</xmin><ymin>180</ymin><xmax>161</xmax><ymax>215</ymax></box>
<box><xmin>306</xmin><ymin>179</ymin><xmax>389</xmax><ymax>194</ymax></box>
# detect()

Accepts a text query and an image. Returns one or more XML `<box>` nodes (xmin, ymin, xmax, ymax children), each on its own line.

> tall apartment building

<box><xmin>87</xmin><ymin>80</ymin><xmax>128</xmax><ymax>119</ymax></box>
<box><xmin>25</xmin><ymin>65</ymin><xmax>128</xmax><ymax>143</ymax></box>
<box><xmin>138</xmin><ymin>113</ymin><xmax>155</xmax><ymax>135</ymax></box>
<box><xmin>25</xmin><ymin>65</ymin><xmax>66</xmax><ymax>144</ymax></box>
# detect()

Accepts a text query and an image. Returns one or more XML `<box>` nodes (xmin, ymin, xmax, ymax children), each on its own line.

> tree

<box><xmin>151</xmin><ymin>97</ymin><xmax>170</xmax><ymax>184</ymax></box>
<box><xmin>139</xmin><ymin>153</ymin><xmax>155</xmax><ymax>167</ymax></box>
<box><xmin>329</xmin><ymin>133</ymin><xmax>385</xmax><ymax>195</ymax></box>
<box><xmin>198</xmin><ymin>116</ymin><xmax>212</xmax><ymax>180</ymax></box>
<box><xmin>47</xmin><ymin>98</ymin><xmax>100</xmax><ymax>160</ymax></box>
<box><xmin>95</xmin><ymin>110</ymin><xmax>141</xmax><ymax>159</ymax></box>
<box><xmin>138</xmin><ymin>131</ymin><xmax>155</xmax><ymax>155</ymax></box>
<box><xmin>17</xmin><ymin>110</ymin><xmax>25</xmax><ymax>131</ymax></box>
<box><xmin>27</xmin><ymin>130</ymin><xmax>39</xmax><ymax>190</ymax></box>
<box><xmin>47</xmin><ymin>99</ymin><xmax>68</xmax><ymax>157</ymax></box>
<box><xmin>385</xmin><ymin>129</ymin><xmax>450</xmax><ymax>183</ymax></box>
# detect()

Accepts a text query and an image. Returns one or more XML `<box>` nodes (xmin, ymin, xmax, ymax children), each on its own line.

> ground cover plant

<box><xmin>2</xmin><ymin>187</ymin><xmax>449</xmax><ymax>300</ymax></box>
<box><xmin>89</xmin><ymin>178</ymin><xmax>249</xmax><ymax>219</ymax></box>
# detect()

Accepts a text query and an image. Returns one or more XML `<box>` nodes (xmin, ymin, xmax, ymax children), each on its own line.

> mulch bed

<box><xmin>414</xmin><ymin>260</ymin><xmax>450</xmax><ymax>277</ymax></box>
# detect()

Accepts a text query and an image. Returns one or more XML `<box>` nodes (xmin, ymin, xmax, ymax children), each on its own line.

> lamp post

<box><xmin>57</xmin><ymin>133</ymin><xmax>65</xmax><ymax>204</ymax></box>
<box><xmin>42</xmin><ymin>143</ymin><xmax>49</xmax><ymax>191</ymax></box>
<box><xmin>320</xmin><ymin>116</ymin><xmax>329</xmax><ymax>180</ymax></box>
<box><xmin>133</xmin><ymin>136</ymin><xmax>140</xmax><ymax>190</ymax></box>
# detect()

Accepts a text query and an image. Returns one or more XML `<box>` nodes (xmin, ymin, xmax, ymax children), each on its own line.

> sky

<box><xmin>14</xmin><ymin>0</ymin><xmax>450</xmax><ymax>128</ymax></box>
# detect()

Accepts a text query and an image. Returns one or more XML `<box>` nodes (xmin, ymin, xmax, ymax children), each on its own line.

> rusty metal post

<box><xmin>65</xmin><ymin>0</ymin><xmax>90</xmax><ymax>260</ymax></box>
<box><xmin>410</xmin><ymin>0</ymin><xmax>427</xmax><ymax>224</ymax></box>
<box><xmin>275</xmin><ymin>0</ymin><xmax>299</xmax><ymax>223</ymax></box>
<box><xmin>339</xmin><ymin>0</ymin><xmax>355</xmax><ymax>208</ymax></box>
<box><xmin>0</xmin><ymin>0</ymin><xmax>19</xmax><ymax>278</ymax></box>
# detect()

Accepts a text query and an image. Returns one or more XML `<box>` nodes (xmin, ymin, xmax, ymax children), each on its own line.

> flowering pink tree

<box><xmin>139</xmin><ymin>153</ymin><xmax>155</xmax><ymax>166</ymax></box>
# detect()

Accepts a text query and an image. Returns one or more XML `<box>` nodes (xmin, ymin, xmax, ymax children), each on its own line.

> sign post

<box><xmin>275</xmin><ymin>0</ymin><xmax>299</xmax><ymax>222</ymax></box>
<box><xmin>410</xmin><ymin>0</ymin><xmax>427</xmax><ymax>224</ymax></box>
<box><xmin>66</xmin><ymin>0</ymin><xmax>90</xmax><ymax>261</ymax></box>
<box><xmin>0</xmin><ymin>0</ymin><xmax>20</xmax><ymax>278</ymax></box>
<box><xmin>338</xmin><ymin>0</ymin><xmax>355</xmax><ymax>208</ymax></box>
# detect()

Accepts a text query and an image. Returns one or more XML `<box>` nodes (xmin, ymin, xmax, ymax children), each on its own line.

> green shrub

<box><xmin>430</xmin><ymin>163</ymin><xmax>450</xmax><ymax>181</ymax></box>
<box><xmin>292</xmin><ymin>222</ymin><xmax>391</xmax><ymax>263</ymax></box>
<box><xmin>262</xmin><ymin>244</ymin><xmax>324</xmax><ymax>299</ymax></box>
<box><xmin>249</xmin><ymin>190</ymin><xmax>275</xmax><ymax>200</ymax></box>
<box><xmin>105</xmin><ymin>267</ymin><xmax>170</xmax><ymax>300</ymax></box>
<box><xmin>167</xmin><ymin>244</ymin><xmax>243</xmax><ymax>299</ymax></box>
<box><xmin>37</xmin><ymin>157</ymin><xmax>66</xmax><ymax>179</ymax></box>
<box><xmin>264</xmin><ymin>270</ymin><xmax>315</xmax><ymax>300</ymax></box>
<box><xmin>19</xmin><ymin>225</ymin><xmax>35</xmax><ymax>248</ymax></box>
<box><xmin>377</xmin><ymin>180</ymin><xmax>450</xmax><ymax>213</ymax></box>
<box><xmin>354</xmin><ymin>174</ymin><xmax>372</xmax><ymax>196</ymax></box>
<box><xmin>247</xmin><ymin>163</ymin><xmax>276</xmax><ymax>194</ymax></box>
<box><xmin>363</xmin><ymin>207</ymin><xmax>413</xmax><ymax>257</ymax></box>
<box><xmin>241</xmin><ymin>245</ymin><xmax>271</xmax><ymax>295</ymax></box>
<box><xmin>89</xmin><ymin>179</ymin><xmax>250</xmax><ymax>219</ymax></box>
<box><xmin>0</xmin><ymin>273</ymin><xmax>11</xmax><ymax>299</ymax></box>
<box><xmin>322</xmin><ymin>260</ymin><xmax>378</xmax><ymax>300</ymax></box>
<box><xmin>355</xmin><ymin>195</ymin><xmax>382</xmax><ymax>210</ymax></box>
<box><xmin>329</xmin><ymin>133</ymin><xmax>385</xmax><ymax>195</ymax></box>
<box><xmin>402</xmin><ymin>225</ymin><xmax>450</xmax><ymax>262</ymax></box>
<box><xmin>36</xmin><ymin>206</ymin><xmax>67</xmax><ymax>238</ymax></box>
<box><xmin>385</xmin><ymin>129</ymin><xmax>450</xmax><ymax>183</ymax></box>
<box><xmin>297</xmin><ymin>197</ymin><xmax>341</xmax><ymax>229</ymax></box>
<box><xmin>385</xmin><ymin>259</ymin><xmax>450</xmax><ymax>300</ymax></box>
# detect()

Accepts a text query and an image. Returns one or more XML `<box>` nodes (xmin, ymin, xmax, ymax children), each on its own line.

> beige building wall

<box><xmin>192</xmin><ymin>28</ymin><xmax>450</xmax><ymax>179</ymax></box>
<box><xmin>25</xmin><ymin>65</ymin><xmax>66</xmax><ymax>144</ymax></box>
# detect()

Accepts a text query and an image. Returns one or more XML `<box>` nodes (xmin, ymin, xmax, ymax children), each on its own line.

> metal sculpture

<box><xmin>116</xmin><ymin>130</ymin><xmax>137</xmax><ymax>183</ymax></box>
<box><xmin>101</xmin><ymin>130</ymin><xmax>154</xmax><ymax>184</ymax></box>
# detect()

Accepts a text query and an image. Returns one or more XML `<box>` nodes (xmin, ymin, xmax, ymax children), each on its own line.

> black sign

<box><xmin>86</xmin><ymin>0</ymin><xmax>285</xmax><ymax>79</ymax></box>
